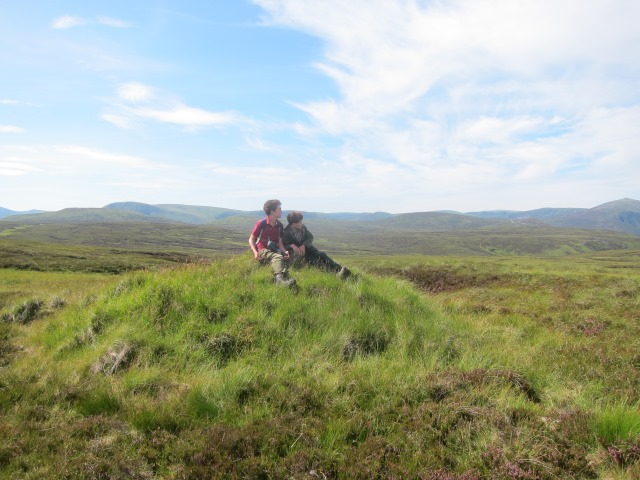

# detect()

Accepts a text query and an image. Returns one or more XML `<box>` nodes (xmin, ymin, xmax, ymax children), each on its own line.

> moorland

<box><xmin>1</xmin><ymin>200</ymin><xmax>639</xmax><ymax>478</ymax></box>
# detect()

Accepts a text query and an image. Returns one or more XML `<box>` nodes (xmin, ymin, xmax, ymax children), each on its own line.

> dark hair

<box><xmin>263</xmin><ymin>199</ymin><xmax>281</xmax><ymax>215</ymax></box>
<box><xmin>287</xmin><ymin>211</ymin><xmax>304</xmax><ymax>225</ymax></box>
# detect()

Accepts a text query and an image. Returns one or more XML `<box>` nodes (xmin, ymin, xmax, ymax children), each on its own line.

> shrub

<box><xmin>594</xmin><ymin>403</ymin><xmax>640</xmax><ymax>444</ymax></box>
<box><xmin>342</xmin><ymin>329</ymin><xmax>390</xmax><ymax>362</ymax></box>
<box><xmin>92</xmin><ymin>341</ymin><xmax>137</xmax><ymax>375</ymax></box>
<box><xmin>8</xmin><ymin>299</ymin><xmax>44</xmax><ymax>324</ymax></box>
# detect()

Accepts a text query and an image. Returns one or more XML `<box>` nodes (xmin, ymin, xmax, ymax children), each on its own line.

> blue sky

<box><xmin>1</xmin><ymin>0</ymin><xmax>639</xmax><ymax>214</ymax></box>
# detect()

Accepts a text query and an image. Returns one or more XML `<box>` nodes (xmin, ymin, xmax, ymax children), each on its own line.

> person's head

<box><xmin>263</xmin><ymin>199</ymin><xmax>282</xmax><ymax>216</ymax></box>
<box><xmin>287</xmin><ymin>211</ymin><xmax>304</xmax><ymax>225</ymax></box>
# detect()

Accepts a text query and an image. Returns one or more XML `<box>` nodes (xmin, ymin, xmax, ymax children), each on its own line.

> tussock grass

<box><xmin>1</xmin><ymin>252</ymin><xmax>639</xmax><ymax>478</ymax></box>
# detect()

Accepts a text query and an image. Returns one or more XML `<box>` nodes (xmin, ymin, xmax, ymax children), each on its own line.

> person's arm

<box><xmin>282</xmin><ymin>227</ymin><xmax>293</xmax><ymax>250</ymax></box>
<box><xmin>248</xmin><ymin>235</ymin><xmax>259</xmax><ymax>260</ymax></box>
<box><xmin>277</xmin><ymin>224</ymin><xmax>290</xmax><ymax>258</ymax></box>
<box><xmin>283</xmin><ymin>227</ymin><xmax>301</xmax><ymax>255</ymax></box>
<box><xmin>278</xmin><ymin>237</ymin><xmax>290</xmax><ymax>258</ymax></box>
<box><xmin>303</xmin><ymin>227</ymin><xmax>314</xmax><ymax>247</ymax></box>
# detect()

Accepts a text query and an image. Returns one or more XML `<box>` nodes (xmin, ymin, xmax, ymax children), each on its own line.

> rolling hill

<box><xmin>0</xmin><ymin>207</ymin><xmax>45</xmax><ymax>219</ymax></box>
<box><xmin>466</xmin><ymin>198</ymin><xmax>640</xmax><ymax>235</ymax></box>
<box><xmin>546</xmin><ymin>198</ymin><xmax>640</xmax><ymax>234</ymax></box>
<box><xmin>2</xmin><ymin>198</ymin><xmax>639</xmax><ymax>236</ymax></box>
<box><xmin>0</xmin><ymin>207</ymin><xmax>173</xmax><ymax>223</ymax></box>
<box><xmin>103</xmin><ymin>202</ymin><xmax>261</xmax><ymax>223</ymax></box>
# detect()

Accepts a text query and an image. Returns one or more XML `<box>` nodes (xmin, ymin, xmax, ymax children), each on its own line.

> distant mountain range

<box><xmin>1</xmin><ymin>198</ymin><xmax>639</xmax><ymax>236</ymax></box>
<box><xmin>0</xmin><ymin>207</ymin><xmax>45</xmax><ymax>219</ymax></box>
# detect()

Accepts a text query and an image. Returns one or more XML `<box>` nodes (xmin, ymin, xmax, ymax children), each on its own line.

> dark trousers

<box><xmin>305</xmin><ymin>245</ymin><xmax>341</xmax><ymax>272</ymax></box>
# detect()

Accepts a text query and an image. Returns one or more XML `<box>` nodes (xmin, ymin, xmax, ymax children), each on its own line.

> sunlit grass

<box><xmin>1</xmin><ymin>251</ymin><xmax>639</xmax><ymax>478</ymax></box>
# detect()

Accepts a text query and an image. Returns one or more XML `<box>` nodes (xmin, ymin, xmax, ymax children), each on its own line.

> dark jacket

<box><xmin>283</xmin><ymin>224</ymin><xmax>314</xmax><ymax>249</ymax></box>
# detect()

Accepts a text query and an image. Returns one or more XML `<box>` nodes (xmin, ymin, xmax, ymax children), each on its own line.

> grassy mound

<box><xmin>1</xmin><ymin>254</ymin><xmax>639</xmax><ymax>478</ymax></box>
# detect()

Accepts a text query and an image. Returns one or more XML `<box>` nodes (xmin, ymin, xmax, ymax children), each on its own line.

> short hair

<box><xmin>263</xmin><ymin>199</ymin><xmax>281</xmax><ymax>215</ymax></box>
<box><xmin>287</xmin><ymin>210</ymin><xmax>304</xmax><ymax>224</ymax></box>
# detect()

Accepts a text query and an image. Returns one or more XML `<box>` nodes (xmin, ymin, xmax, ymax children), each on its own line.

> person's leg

<box><xmin>305</xmin><ymin>245</ymin><xmax>351</xmax><ymax>279</ymax></box>
<box><xmin>287</xmin><ymin>248</ymin><xmax>306</xmax><ymax>269</ymax></box>
<box><xmin>259</xmin><ymin>249</ymin><xmax>295</xmax><ymax>286</ymax></box>
<box><xmin>305</xmin><ymin>245</ymin><xmax>341</xmax><ymax>272</ymax></box>
<box><xmin>258</xmin><ymin>249</ymin><xmax>285</xmax><ymax>275</ymax></box>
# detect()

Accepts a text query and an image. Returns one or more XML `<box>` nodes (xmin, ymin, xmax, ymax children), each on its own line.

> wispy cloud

<box><xmin>103</xmin><ymin>82</ymin><xmax>249</xmax><ymax>131</ymax></box>
<box><xmin>54</xmin><ymin>146</ymin><xmax>154</xmax><ymax>168</ymax></box>
<box><xmin>0</xmin><ymin>144</ymin><xmax>160</xmax><ymax>177</ymax></box>
<box><xmin>51</xmin><ymin>14</ymin><xmax>130</xmax><ymax>30</ymax></box>
<box><xmin>117</xmin><ymin>83</ymin><xmax>155</xmax><ymax>102</ymax></box>
<box><xmin>253</xmin><ymin>0</ymin><xmax>640</xmax><ymax>209</ymax></box>
<box><xmin>0</xmin><ymin>160</ymin><xmax>40</xmax><ymax>176</ymax></box>
<box><xmin>0</xmin><ymin>125</ymin><xmax>25</xmax><ymax>134</ymax></box>
<box><xmin>99</xmin><ymin>114</ymin><xmax>131</xmax><ymax>129</ymax></box>
<box><xmin>106</xmin><ymin>178</ymin><xmax>185</xmax><ymax>190</ymax></box>
<box><xmin>244</xmin><ymin>136</ymin><xmax>283</xmax><ymax>153</ymax></box>
<box><xmin>205</xmin><ymin>163</ymin><xmax>289</xmax><ymax>179</ymax></box>
<box><xmin>97</xmin><ymin>16</ymin><xmax>131</xmax><ymax>28</ymax></box>
<box><xmin>0</xmin><ymin>99</ymin><xmax>19</xmax><ymax>105</ymax></box>
<box><xmin>51</xmin><ymin>15</ymin><xmax>87</xmax><ymax>29</ymax></box>
<box><xmin>132</xmin><ymin>105</ymin><xmax>244</xmax><ymax>128</ymax></box>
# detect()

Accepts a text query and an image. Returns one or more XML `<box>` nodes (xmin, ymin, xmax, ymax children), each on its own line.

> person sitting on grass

<box><xmin>283</xmin><ymin>210</ymin><xmax>350</xmax><ymax>279</ymax></box>
<box><xmin>248</xmin><ymin>199</ymin><xmax>296</xmax><ymax>287</ymax></box>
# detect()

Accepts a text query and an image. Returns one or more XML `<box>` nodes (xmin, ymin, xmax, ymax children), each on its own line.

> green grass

<box><xmin>4</xmin><ymin>217</ymin><xmax>640</xmax><ymax>264</ymax></box>
<box><xmin>1</xmin><ymin>251</ymin><xmax>640</xmax><ymax>478</ymax></box>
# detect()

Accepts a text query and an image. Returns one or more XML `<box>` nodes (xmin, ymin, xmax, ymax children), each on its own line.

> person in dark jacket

<box><xmin>283</xmin><ymin>211</ymin><xmax>350</xmax><ymax>279</ymax></box>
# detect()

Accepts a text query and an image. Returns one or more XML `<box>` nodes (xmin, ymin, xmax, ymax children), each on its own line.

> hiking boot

<box><xmin>337</xmin><ymin>266</ymin><xmax>351</xmax><ymax>279</ymax></box>
<box><xmin>275</xmin><ymin>275</ymin><xmax>296</xmax><ymax>287</ymax></box>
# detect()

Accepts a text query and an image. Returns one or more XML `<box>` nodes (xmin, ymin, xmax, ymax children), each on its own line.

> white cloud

<box><xmin>118</xmin><ymin>82</ymin><xmax>155</xmax><ymax>102</ymax></box>
<box><xmin>100</xmin><ymin>114</ymin><xmax>131</xmax><ymax>129</ymax></box>
<box><xmin>0</xmin><ymin>125</ymin><xmax>25</xmax><ymax>134</ymax></box>
<box><xmin>257</xmin><ymin>0</ymin><xmax>640</xmax><ymax>129</ymax></box>
<box><xmin>54</xmin><ymin>146</ymin><xmax>154</xmax><ymax>168</ymax></box>
<box><xmin>244</xmin><ymin>136</ymin><xmax>283</xmax><ymax>153</ymax></box>
<box><xmin>106</xmin><ymin>178</ymin><xmax>184</xmax><ymax>190</ymax></box>
<box><xmin>205</xmin><ymin>163</ymin><xmax>289</xmax><ymax>179</ymax></box>
<box><xmin>51</xmin><ymin>15</ymin><xmax>86</xmax><ymax>29</ymax></box>
<box><xmin>250</xmin><ymin>0</ymin><xmax>640</xmax><ymax>210</ymax></box>
<box><xmin>51</xmin><ymin>15</ymin><xmax>130</xmax><ymax>30</ymax></box>
<box><xmin>0</xmin><ymin>99</ymin><xmax>19</xmax><ymax>105</ymax></box>
<box><xmin>104</xmin><ymin>83</ymin><xmax>248</xmax><ymax>131</ymax></box>
<box><xmin>0</xmin><ymin>160</ymin><xmax>40</xmax><ymax>176</ymax></box>
<box><xmin>97</xmin><ymin>16</ymin><xmax>130</xmax><ymax>28</ymax></box>
<box><xmin>0</xmin><ymin>144</ymin><xmax>160</xmax><ymax>175</ymax></box>
<box><xmin>133</xmin><ymin>104</ymin><xmax>242</xmax><ymax>128</ymax></box>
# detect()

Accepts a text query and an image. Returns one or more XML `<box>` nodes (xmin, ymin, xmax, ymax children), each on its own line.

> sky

<box><xmin>1</xmin><ymin>0</ymin><xmax>639</xmax><ymax>214</ymax></box>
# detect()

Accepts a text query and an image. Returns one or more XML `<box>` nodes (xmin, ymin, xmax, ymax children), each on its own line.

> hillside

<box><xmin>467</xmin><ymin>207</ymin><xmax>584</xmax><ymax>221</ymax></box>
<box><xmin>1</xmin><ymin>254</ymin><xmax>639</xmax><ymax>478</ymax></box>
<box><xmin>103</xmin><ymin>202</ymin><xmax>260</xmax><ymax>224</ymax></box>
<box><xmin>2</xmin><ymin>207</ymin><xmax>175</xmax><ymax>224</ymax></box>
<box><xmin>467</xmin><ymin>198</ymin><xmax>640</xmax><ymax>235</ymax></box>
<box><xmin>2</xmin><ymin>218</ymin><xmax>640</xmax><ymax>271</ymax></box>
<box><xmin>366</xmin><ymin>211</ymin><xmax>511</xmax><ymax>230</ymax></box>
<box><xmin>3</xmin><ymin>198</ymin><xmax>639</xmax><ymax>235</ymax></box>
<box><xmin>0</xmin><ymin>207</ymin><xmax>45</xmax><ymax>219</ymax></box>
<box><xmin>547</xmin><ymin>198</ymin><xmax>640</xmax><ymax>234</ymax></box>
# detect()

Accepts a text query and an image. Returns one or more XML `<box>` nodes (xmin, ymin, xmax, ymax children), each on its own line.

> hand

<box><xmin>283</xmin><ymin>250</ymin><xmax>290</xmax><ymax>259</ymax></box>
<box><xmin>253</xmin><ymin>251</ymin><xmax>259</xmax><ymax>260</ymax></box>
<box><xmin>292</xmin><ymin>245</ymin><xmax>300</xmax><ymax>254</ymax></box>
<box><xmin>299</xmin><ymin>245</ymin><xmax>306</xmax><ymax>256</ymax></box>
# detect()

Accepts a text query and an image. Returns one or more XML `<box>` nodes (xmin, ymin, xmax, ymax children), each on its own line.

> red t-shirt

<box><xmin>251</xmin><ymin>217</ymin><xmax>283</xmax><ymax>251</ymax></box>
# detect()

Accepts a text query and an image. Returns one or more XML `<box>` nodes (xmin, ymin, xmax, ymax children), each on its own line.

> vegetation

<box><xmin>3</xmin><ymin>219</ymin><xmax>640</xmax><ymax>268</ymax></box>
<box><xmin>4</xmin><ymin>197</ymin><xmax>639</xmax><ymax>234</ymax></box>
<box><xmin>1</xmin><ymin>248</ymin><xmax>639</xmax><ymax>478</ymax></box>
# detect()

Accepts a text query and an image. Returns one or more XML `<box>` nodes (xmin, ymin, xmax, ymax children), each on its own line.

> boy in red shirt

<box><xmin>248</xmin><ymin>199</ymin><xmax>296</xmax><ymax>287</ymax></box>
